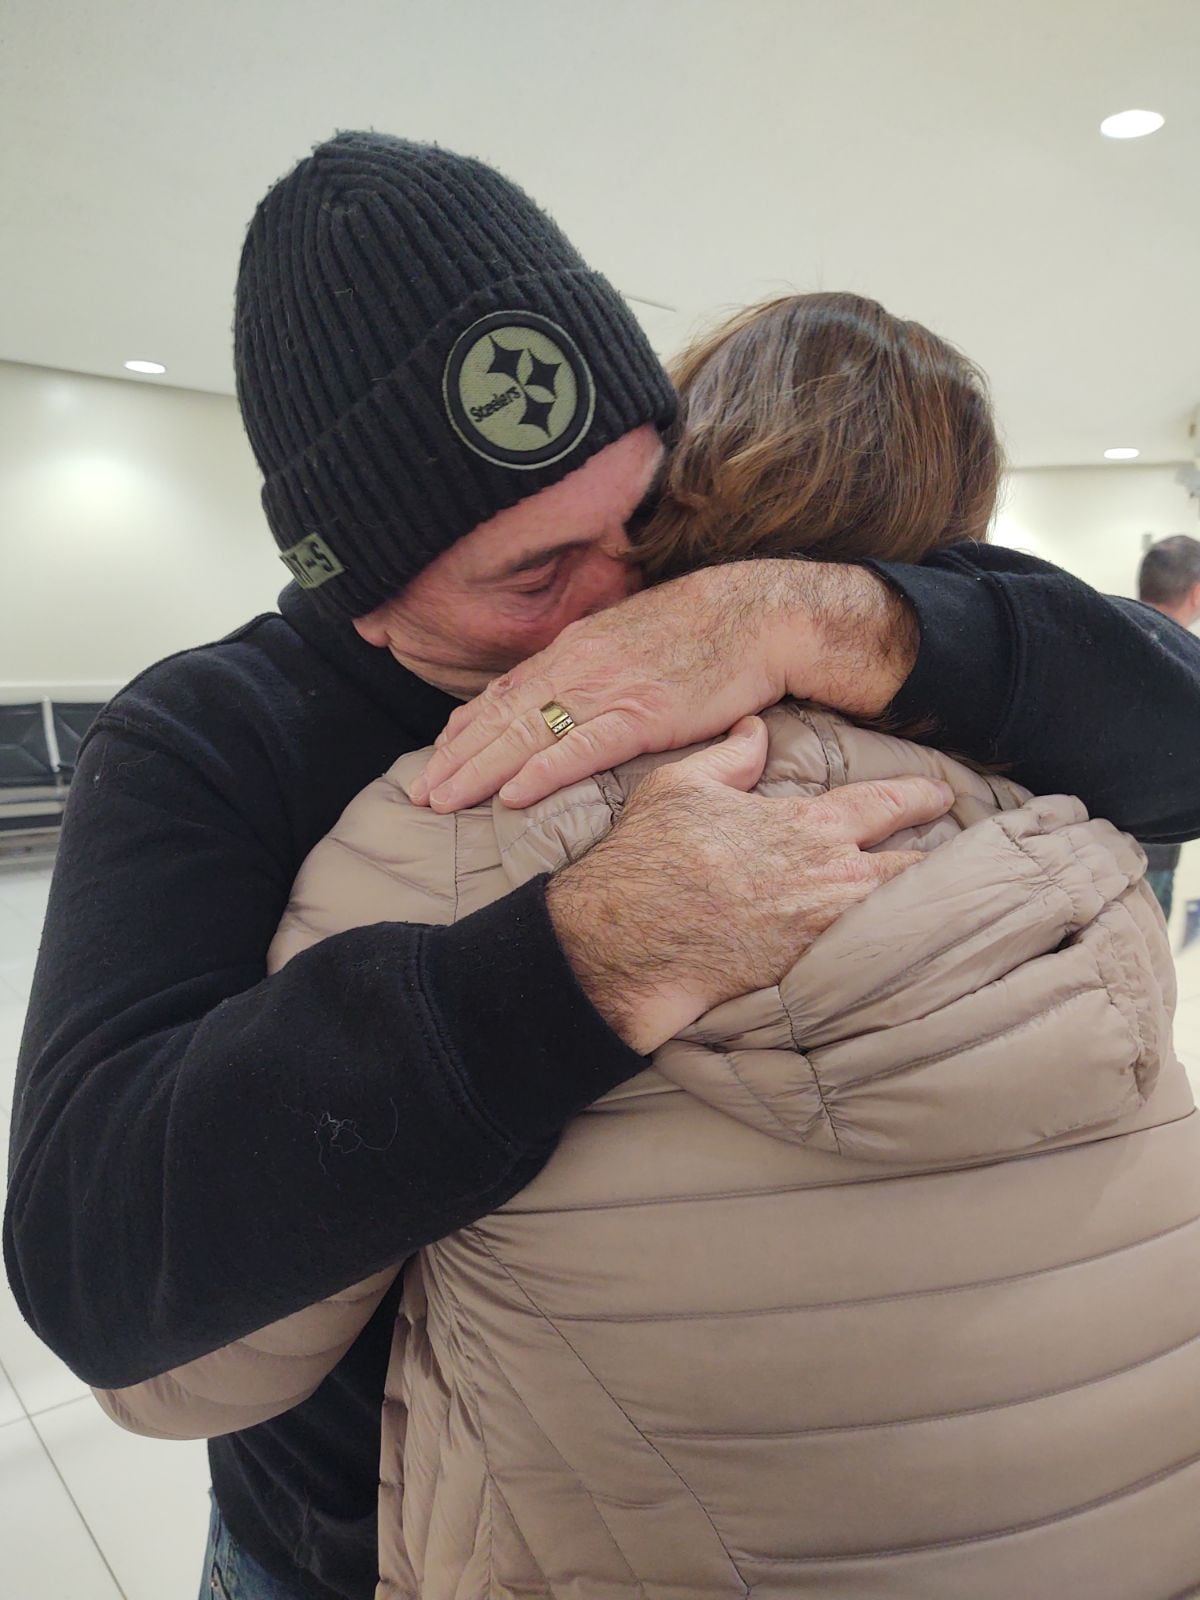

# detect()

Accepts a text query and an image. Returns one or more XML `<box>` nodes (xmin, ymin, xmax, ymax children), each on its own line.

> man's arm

<box><xmin>410</xmin><ymin>560</ymin><xmax>914</xmax><ymax>810</ymax></box>
<box><xmin>412</xmin><ymin>545</ymin><xmax>1200</xmax><ymax>843</ymax></box>
<box><xmin>5</xmin><ymin>713</ymin><xmax>946</xmax><ymax>1391</ymax></box>
<box><xmin>93</xmin><ymin>1265</ymin><xmax>397</xmax><ymax>1439</ymax></box>
<box><xmin>3</xmin><ymin>721</ymin><xmax>644</xmax><ymax>1389</ymax></box>
<box><xmin>868</xmin><ymin>544</ymin><xmax>1200</xmax><ymax>842</ymax></box>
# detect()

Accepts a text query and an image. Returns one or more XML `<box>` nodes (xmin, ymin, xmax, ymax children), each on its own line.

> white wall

<box><xmin>994</xmin><ymin>464</ymin><xmax>1199</xmax><ymax>599</ymax></box>
<box><xmin>2</xmin><ymin>357</ymin><xmax>1198</xmax><ymax>694</ymax></box>
<box><xmin>0</xmin><ymin>360</ymin><xmax>282</xmax><ymax>692</ymax></box>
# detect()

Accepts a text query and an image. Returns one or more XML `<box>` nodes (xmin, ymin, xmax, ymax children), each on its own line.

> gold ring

<box><xmin>539</xmin><ymin>701</ymin><xmax>575</xmax><ymax>740</ymax></box>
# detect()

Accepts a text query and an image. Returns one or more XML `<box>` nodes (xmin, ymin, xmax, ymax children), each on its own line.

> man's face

<box><xmin>353</xmin><ymin>425</ymin><xmax>664</xmax><ymax>696</ymax></box>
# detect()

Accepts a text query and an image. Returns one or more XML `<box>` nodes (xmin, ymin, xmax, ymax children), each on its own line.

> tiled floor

<box><xmin>2</xmin><ymin>845</ymin><xmax>1200</xmax><ymax>1599</ymax></box>
<box><xmin>0</xmin><ymin>859</ymin><xmax>211</xmax><ymax>1600</ymax></box>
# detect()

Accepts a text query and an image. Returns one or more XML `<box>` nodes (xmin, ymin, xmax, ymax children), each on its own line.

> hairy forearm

<box><xmin>546</xmin><ymin>866</ymin><xmax>664</xmax><ymax>1055</ymax></box>
<box><xmin>754</xmin><ymin>561</ymin><xmax>920</xmax><ymax>718</ymax></box>
<box><xmin>546</xmin><ymin>829</ymin><xmax>714</xmax><ymax>1056</ymax></box>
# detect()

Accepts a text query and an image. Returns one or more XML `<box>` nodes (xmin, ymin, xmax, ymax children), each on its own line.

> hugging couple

<box><xmin>10</xmin><ymin>133</ymin><xmax>1200</xmax><ymax>1600</ymax></box>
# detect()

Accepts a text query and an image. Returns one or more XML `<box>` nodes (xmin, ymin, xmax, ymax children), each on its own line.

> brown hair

<box><xmin>632</xmin><ymin>292</ymin><xmax>1001</xmax><ymax>581</ymax></box>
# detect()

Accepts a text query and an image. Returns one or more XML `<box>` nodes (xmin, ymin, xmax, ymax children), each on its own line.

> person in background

<box><xmin>1136</xmin><ymin>533</ymin><xmax>1200</xmax><ymax>919</ymax></box>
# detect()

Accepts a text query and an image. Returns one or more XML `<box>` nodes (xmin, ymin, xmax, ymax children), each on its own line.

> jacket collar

<box><xmin>277</xmin><ymin>583</ymin><xmax>459</xmax><ymax>745</ymax></box>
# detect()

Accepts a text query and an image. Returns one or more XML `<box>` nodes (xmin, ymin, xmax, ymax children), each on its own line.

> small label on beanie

<box><xmin>280</xmin><ymin>532</ymin><xmax>346</xmax><ymax>590</ymax></box>
<box><xmin>443</xmin><ymin>311</ymin><xmax>595</xmax><ymax>470</ymax></box>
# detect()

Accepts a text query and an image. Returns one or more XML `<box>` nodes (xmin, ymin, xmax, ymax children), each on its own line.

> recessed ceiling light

<box><xmin>1100</xmin><ymin>109</ymin><xmax>1165</xmax><ymax>140</ymax></box>
<box><xmin>124</xmin><ymin>359</ymin><xmax>166</xmax><ymax>375</ymax></box>
<box><xmin>1103</xmin><ymin>447</ymin><xmax>1140</xmax><ymax>460</ymax></box>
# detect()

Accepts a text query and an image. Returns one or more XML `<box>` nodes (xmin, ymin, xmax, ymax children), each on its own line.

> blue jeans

<box><xmin>200</xmin><ymin>1496</ymin><xmax>310</xmax><ymax>1600</ymax></box>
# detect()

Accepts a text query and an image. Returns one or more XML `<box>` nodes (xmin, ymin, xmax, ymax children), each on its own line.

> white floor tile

<box><xmin>36</xmin><ymin>1395</ymin><xmax>211</xmax><ymax>1600</ymax></box>
<box><xmin>0</xmin><ymin>954</ymin><xmax>37</xmax><ymax>1002</ymax></box>
<box><xmin>0</xmin><ymin>1267</ymin><xmax>91</xmax><ymax>1417</ymax></box>
<box><xmin>0</xmin><ymin>901</ymin><xmax>40</xmax><ymax>962</ymax></box>
<box><xmin>1</xmin><ymin>1054</ymin><xmax>13</xmax><ymax>1184</ymax></box>
<box><xmin>0</xmin><ymin>1414</ymin><xmax>123</xmax><ymax>1600</ymax></box>
<box><xmin>0</xmin><ymin>863</ymin><xmax>54</xmax><ymax>929</ymax></box>
<box><xmin>0</xmin><ymin>997</ymin><xmax>27</xmax><ymax>1059</ymax></box>
<box><xmin>1</xmin><ymin>1052</ymin><xmax>18</xmax><ymax>1113</ymax></box>
<box><xmin>0</xmin><ymin>1357</ymin><xmax>24</xmax><ymax>1428</ymax></box>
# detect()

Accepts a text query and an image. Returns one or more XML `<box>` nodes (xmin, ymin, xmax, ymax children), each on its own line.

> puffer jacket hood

<box><xmin>488</xmin><ymin>708</ymin><xmax>1167</xmax><ymax>1165</ymax></box>
<box><xmin>99</xmin><ymin>706</ymin><xmax>1200</xmax><ymax>1599</ymax></box>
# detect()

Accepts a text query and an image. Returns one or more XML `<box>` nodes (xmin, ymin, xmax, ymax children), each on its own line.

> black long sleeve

<box><xmin>871</xmin><ymin>543</ymin><xmax>1200</xmax><ymax>842</ymax></box>
<box><xmin>4</xmin><ymin>610</ymin><xmax>644</xmax><ymax>1390</ymax></box>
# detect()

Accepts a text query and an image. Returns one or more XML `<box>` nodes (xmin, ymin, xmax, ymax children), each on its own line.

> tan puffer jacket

<box><xmin>98</xmin><ymin>706</ymin><xmax>1200</xmax><ymax>1600</ymax></box>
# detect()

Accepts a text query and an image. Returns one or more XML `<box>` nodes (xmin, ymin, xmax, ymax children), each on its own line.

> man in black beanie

<box><xmin>236</xmin><ymin>134</ymin><xmax>677</xmax><ymax>618</ymax></box>
<box><xmin>8</xmin><ymin>132</ymin><xmax>1200</xmax><ymax>1600</ymax></box>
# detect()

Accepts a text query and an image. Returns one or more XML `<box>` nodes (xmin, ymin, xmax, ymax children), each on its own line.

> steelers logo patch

<box><xmin>443</xmin><ymin>311</ymin><xmax>596</xmax><ymax>470</ymax></box>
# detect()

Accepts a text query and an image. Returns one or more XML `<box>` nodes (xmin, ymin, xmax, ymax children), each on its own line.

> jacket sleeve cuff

<box><xmin>420</xmin><ymin>875</ymin><xmax>647</xmax><ymax>1149</ymax></box>
<box><xmin>866</xmin><ymin>556</ymin><xmax>1016</xmax><ymax>759</ymax></box>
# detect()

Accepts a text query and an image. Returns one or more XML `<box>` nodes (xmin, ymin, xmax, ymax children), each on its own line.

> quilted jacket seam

<box><xmin>547</xmin><ymin>1208</ymin><xmax>1200</xmax><ymax>1323</ymax></box>
<box><xmin>827</xmin><ymin>983</ymin><xmax>1102</xmax><ymax>1096</ymax></box>
<box><xmin>652</xmin><ymin>1318</ymin><xmax>1200</xmax><ymax>1438</ymax></box>
<box><xmin>499</xmin><ymin>782</ymin><xmax>613</xmax><ymax>860</ymax></box>
<box><xmin>782</xmin><ymin>1014</ymin><xmax>843</xmax><ymax>1153</ymax></box>
<box><xmin>720</xmin><ymin>1038</ymin><xmax>829</xmax><ymax>1148</ymax></box>
<box><xmin>472</xmin><ymin>1234</ymin><xmax>748</xmax><ymax>1596</ymax></box>
<box><xmin>734</xmin><ymin>1443</ymin><xmax>1200</xmax><ymax>1563</ymax></box>
<box><xmin>445</xmin><ymin>1259</ymin><xmax>645</xmax><ymax>1597</ymax></box>
<box><xmin>432</xmin><ymin>1266</ymin><xmax>498</xmax><ymax>1594</ymax></box>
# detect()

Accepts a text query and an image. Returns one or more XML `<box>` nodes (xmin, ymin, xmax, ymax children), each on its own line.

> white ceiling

<box><xmin>3</xmin><ymin>0</ymin><xmax>1198</xmax><ymax>467</ymax></box>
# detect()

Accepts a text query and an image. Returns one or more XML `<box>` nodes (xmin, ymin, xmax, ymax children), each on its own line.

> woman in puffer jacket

<box><xmin>99</xmin><ymin>294</ymin><xmax>1200</xmax><ymax>1599</ymax></box>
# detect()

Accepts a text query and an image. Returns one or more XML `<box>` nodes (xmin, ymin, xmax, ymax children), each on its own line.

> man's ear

<box><xmin>1189</xmin><ymin>581</ymin><xmax>1200</xmax><ymax>626</ymax></box>
<box><xmin>352</xmin><ymin>603</ymin><xmax>392</xmax><ymax>648</ymax></box>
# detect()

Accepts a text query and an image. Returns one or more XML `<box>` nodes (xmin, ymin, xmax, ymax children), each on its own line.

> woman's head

<box><xmin>633</xmin><ymin>292</ymin><xmax>1001</xmax><ymax>581</ymax></box>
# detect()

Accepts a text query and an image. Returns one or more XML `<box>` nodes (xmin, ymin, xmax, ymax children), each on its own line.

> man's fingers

<box><xmin>829</xmin><ymin>847</ymin><xmax>929</xmax><ymax>916</ymax></box>
<box><xmin>495</xmin><ymin>709</ymin><xmax>649</xmax><ymax>809</ymax></box>
<box><xmin>496</xmin><ymin>714</ymin><xmax>769</xmax><ymax>812</ymax></box>
<box><xmin>415</xmin><ymin>675</ymin><xmax>557</xmax><ymax>804</ymax></box>
<box><xmin>800</xmin><ymin>849</ymin><xmax>928</xmax><ymax>946</ymax></box>
<box><xmin>424</xmin><ymin>707</ymin><xmax>556</xmax><ymax>813</ymax></box>
<box><xmin>805</xmin><ymin>777</ymin><xmax>954</xmax><ymax>850</ymax></box>
<box><xmin>651</xmin><ymin>717</ymin><xmax>769</xmax><ymax>798</ymax></box>
<box><xmin>434</xmin><ymin>699</ymin><xmax>480</xmax><ymax>750</ymax></box>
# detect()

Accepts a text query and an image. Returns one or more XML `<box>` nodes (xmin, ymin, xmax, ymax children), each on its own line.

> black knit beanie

<box><xmin>235</xmin><ymin>132</ymin><xmax>677</xmax><ymax>616</ymax></box>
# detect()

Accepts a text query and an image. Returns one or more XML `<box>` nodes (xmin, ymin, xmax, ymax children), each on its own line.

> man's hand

<box><xmin>545</xmin><ymin>717</ymin><xmax>952</xmax><ymax>1054</ymax></box>
<box><xmin>410</xmin><ymin>560</ymin><xmax>919</xmax><ymax>813</ymax></box>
